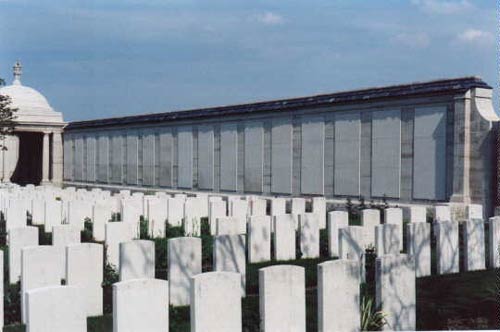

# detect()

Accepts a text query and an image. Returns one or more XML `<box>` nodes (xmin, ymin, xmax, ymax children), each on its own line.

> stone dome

<box><xmin>0</xmin><ymin>62</ymin><xmax>63</xmax><ymax>124</ymax></box>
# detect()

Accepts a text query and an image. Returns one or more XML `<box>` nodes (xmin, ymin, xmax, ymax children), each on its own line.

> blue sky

<box><xmin>0</xmin><ymin>0</ymin><xmax>497</xmax><ymax>121</ymax></box>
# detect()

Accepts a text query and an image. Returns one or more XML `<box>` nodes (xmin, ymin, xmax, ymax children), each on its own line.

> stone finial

<box><xmin>13</xmin><ymin>61</ymin><xmax>22</xmax><ymax>85</ymax></box>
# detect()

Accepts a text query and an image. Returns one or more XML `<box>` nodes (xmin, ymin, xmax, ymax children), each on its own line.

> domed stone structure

<box><xmin>0</xmin><ymin>62</ymin><xmax>65</xmax><ymax>185</ymax></box>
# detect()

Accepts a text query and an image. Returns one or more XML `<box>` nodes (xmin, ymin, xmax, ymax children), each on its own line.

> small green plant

<box><xmin>361</xmin><ymin>296</ymin><xmax>387</xmax><ymax>331</ymax></box>
<box><xmin>102</xmin><ymin>262</ymin><xmax>119</xmax><ymax>314</ymax></box>
<box><xmin>140</xmin><ymin>218</ymin><xmax>150</xmax><ymax>239</ymax></box>
<box><xmin>81</xmin><ymin>218</ymin><xmax>93</xmax><ymax>242</ymax></box>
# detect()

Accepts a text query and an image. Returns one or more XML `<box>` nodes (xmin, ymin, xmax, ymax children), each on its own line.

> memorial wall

<box><xmin>62</xmin><ymin>77</ymin><xmax>498</xmax><ymax>214</ymax></box>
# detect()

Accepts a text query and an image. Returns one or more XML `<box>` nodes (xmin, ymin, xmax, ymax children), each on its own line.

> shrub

<box><xmin>81</xmin><ymin>218</ymin><xmax>94</xmax><ymax>242</ymax></box>
<box><xmin>360</xmin><ymin>296</ymin><xmax>387</xmax><ymax>331</ymax></box>
<box><xmin>102</xmin><ymin>263</ymin><xmax>119</xmax><ymax>314</ymax></box>
<box><xmin>4</xmin><ymin>282</ymin><xmax>21</xmax><ymax>325</ymax></box>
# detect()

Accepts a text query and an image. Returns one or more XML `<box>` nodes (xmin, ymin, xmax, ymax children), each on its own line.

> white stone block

<box><xmin>435</xmin><ymin>220</ymin><xmax>459</xmax><ymax>274</ymax></box>
<box><xmin>68</xmin><ymin>200</ymin><xmax>93</xmax><ymax>231</ymax></box>
<box><xmin>213</xmin><ymin>235</ymin><xmax>246</xmax><ymax>295</ymax></box>
<box><xmin>216</xmin><ymin>217</ymin><xmax>241</xmax><ymax>235</ymax></box>
<box><xmin>361</xmin><ymin>209</ymin><xmax>380</xmax><ymax>246</ymax></box>
<box><xmin>168</xmin><ymin>237</ymin><xmax>202</xmax><ymax>306</ymax></box>
<box><xmin>312</xmin><ymin>197</ymin><xmax>326</xmax><ymax>229</ymax></box>
<box><xmin>376</xmin><ymin>254</ymin><xmax>416</xmax><ymax>331</ymax></box>
<box><xmin>190</xmin><ymin>272</ymin><xmax>242</xmax><ymax>332</ymax></box>
<box><xmin>250</xmin><ymin>198</ymin><xmax>267</xmax><ymax>216</ymax></box>
<box><xmin>384</xmin><ymin>208</ymin><xmax>403</xmax><ymax>251</ymax></box>
<box><xmin>21</xmin><ymin>246</ymin><xmax>61</xmax><ymax>323</ymax></box>
<box><xmin>119</xmin><ymin>240</ymin><xmax>155</xmax><ymax>281</ymax></box>
<box><xmin>53</xmin><ymin>225</ymin><xmax>81</xmax><ymax>279</ymax></box>
<box><xmin>248</xmin><ymin>216</ymin><xmax>271</xmax><ymax>263</ymax></box>
<box><xmin>31</xmin><ymin>199</ymin><xmax>44</xmax><ymax>225</ymax></box>
<box><xmin>488</xmin><ymin>217</ymin><xmax>500</xmax><ymax>268</ymax></box>
<box><xmin>184</xmin><ymin>197</ymin><xmax>205</xmax><ymax>236</ymax></box>
<box><xmin>375</xmin><ymin>224</ymin><xmax>401</xmax><ymax>256</ymax></box>
<box><xmin>167</xmin><ymin>197</ymin><xmax>184</xmax><ymax>227</ymax></box>
<box><xmin>318</xmin><ymin>260</ymin><xmax>360</xmax><ymax>332</ymax></box>
<box><xmin>230</xmin><ymin>200</ymin><xmax>249</xmax><ymax>234</ymax></box>
<box><xmin>113</xmin><ymin>279</ymin><xmax>169</xmax><ymax>332</ymax></box>
<box><xmin>121</xmin><ymin>198</ymin><xmax>142</xmax><ymax>224</ymax></box>
<box><xmin>66</xmin><ymin>243</ymin><xmax>103</xmax><ymax>316</ymax></box>
<box><xmin>44</xmin><ymin>199</ymin><xmax>63</xmax><ymax>233</ymax></box>
<box><xmin>409</xmin><ymin>206</ymin><xmax>427</xmax><ymax>223</ymax></box>
<box><xmin>92</xmin><ymin>202</ymin><xmax>112</xmax><ymax>242</ymax></box>
<box><xmin>434</xmin><ymin>205</ymin><xmax>451</xmax><ymax>222</ymax></box>
<box><xmin>270</xmin><ymin>198</ymin><xmax>286</xmax><ymax>217</ymax></box>
<box><xmin>209</xmin><ymin>200</ymin><xmax>227</xmax><ymax>235</ymax></box>
<box><xmin>259</xmin><ymin>265</ymin><xmax>305</xmax><ymax>332</ymax></box>
<box><xmin>406</xmin><ymin>222</ymin><xmax>431</xmax><ymax>277</ymax></box>
<box><xmin>8</xmin><ymin>226</ymin><xmax>38</xmax><ymax>284</ymax></box>
<box><xmin>26</xmin><ymin>286</ymin><xmax>86</xmax><ymax>332</ymax></box>
<box><xmin>466</xmin><ymin>204</ymin><xmax>483</xmax><ymax>220</ymax></box>
<box><xmin>105</xmin><ymin>222</ymin><xmax>137</xmax><ymax>269</ymax></box>
<box><xmin>273</xmin><ymin>214</ymin><xmax>296</xmax><ymax>261</ymax></box>
<box><xmin>147</xmin><ymin>197</ymin><xmax>167</xmax><ymax>238</ymax></box>
<box><xmin>291</xmin><ymin>198</ymin><xmax>306</xmax><ymax>216</ymax></box>
<box><xmin>462</xmin><ymin>219</ymin><xmax>485</xmax><ymax>271</ymax></box>
<box><xmin>327</xmin><ymin>211</ymin><xmax>349</xmax><ymax>257</ymax></box>
<box><xmin>299</xmin><ymin>213</ymin><xmax>320</xmax><ymax>258</ymax></box>
<box><xmin>339</xmin><ymin>226</ymin><xmax>365</xmax><ymax>261</ymax></box>
<box><xmin>6</xmin><ymin>198</ymin><xmax>28</xmax><ymax>231</ymax></box>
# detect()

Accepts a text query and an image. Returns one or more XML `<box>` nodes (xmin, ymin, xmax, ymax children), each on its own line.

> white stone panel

<box><xmin>318</xmin><ymin>259</ymin><xmax>360</xmax><ymax>332</ymax></box>
<box><xmin>53</xmin><ymin>224</ymin><xmax>81</xmax><ymax>279</ymax></box>
<box><xmin>31</xmin><ymin>199</ymin><xmax>44</xmax><ymax>225</ymax></box>
<box><xmin>68</xmin><ymin>200</ymin><xmax>93</xmax><ymax>230</ymax></box>
<box><xmin>113</xmin><ymin>279</ymin><xmax>169</xmax><ymax>332</ymax></box>
<box><xmin>178</xmin><ymin>126</ymin><xmax>193</xmax><ymax>188</ymax></box>
<box><xmin>142</xmin><ymin>132</ymin><xmax>156</xmax><ymax>186</ymax></box>
<box><xmin>434</xmin><ymin>204</ymin><xmax>451</xmax><ymax>222</ymax></box>
<box><xmin>44</xmin><ymin>199</ymin><xmax>62</xmax><ymax>233</ymax></box>
<box><xmin>435</xmin><ymin>220</ymin><xmax>459</xmax><ymax>274</ymax></box>
<box><xmin>8</xmin><ymin>226</ymin><xmax>38</xmax><ymax>284</ymax></box>
<box><xmin>97</xmin><ymin>135</ymin><xmax>109</xmax><ymax>183</ymax></box>
<box><xmin>301</xmin><ymin>116</ymin><xmax>324</xmax><ymax>195</ymax></box>
<box><xmin>462</xmin><ymin>219</ymin><xmax>485</xmax><ymax>271</ymax></box>
<box><xmin>216</xmin><ymin>217</ymin><xmax>241</xmax><ymax>236</ymax></box>
<box><xmin>147</xmin><ymin>197</ymin><xmax>167</xmax><ymax>238</ymax></box>
<box><xmin>167</xmin><ymin>197</ymin><xmax>184</xmax><ymax>227</ymax></box>
<box><xmin>168</xmin><ymin>237</ymin><xmax>202</xmax><ymax>306</ymax></box>
<box><xmin>110</xmin><ymin>134</ymin><xmax>123</xmax><ymax>184</ymax></box>
<box><xmin>26</xmin><ymin>286</ymin><xmax>86</xmax><ymax>332</ymax></box>
<box><xmin>259</xmin><ymin>265</ymin><xmax>305</xmax><ymax>332</ymax></box>
<box><xmin>339</xmin><ymin>226</ymin><xmax>365</xmax><ymax>261</ymax></box>
<box><xmin>361</xmin><ymin>209</ymin><xmax>380</xmax><ymax>247</ymax></box>
<box><xmin>466</xmin><ymin>204</ymin><xmax>483</xmax><ymax>219</ymax></box>
<box><xmin>119</xmin><ymin>240</ymin><xmax>155</xmax><ymax>281</ymax></box>
<box><xmin>159</xmin><ymin>130</ymin><xmax>173</xmax><ymax>187</ymax></box>
<box><xmin>250</xmin><ymin>198</ymin><xmax>267</xmax><ymax>216</ymax></box>
<box><xmin>66</xmin><ymin>243</ymin><xmax>103</xmax><ymax>317</ymax></box>
<box><xmin>184</xmin><ymin>197</ymin><xmax>205</xmax><ymax>236</ymax></box>
<box><xmin>86</xmin><ymin>136</ymin><xmax>96</xmax><ymax>182</ymax></box>
<box><xmin>327</xmin><ymin>211</ymin><xmax>349</xmax><ymax>257</ymax></box>
<box><xmin>126</xmin><ymin>134</ymin><xmax>138</xmax><ymax>185</ymax></box>
<box><xmin>406</xmin><ymin>222</ymin><xmax>431</xmax><ymax>277</ymax></box>
<box><xmin>105</xmin><ymin>222</ymin><xmax>137</xmax><ymax>269</ymax></box>
<box><xmin>384</xmin><ymin>208</ymin><xmax>403</xmax><ymax>251</ymax></box>
<box><xmin>409</xmin><ymin>206</ymin><xmax>427</xmax><ymax>223</ymax></box>
<box><xmin>190</xmin><ymin>272</ymin><xmax>242</xmax><ymax>332</ymax></box>
<box><xmin>244</xmin><ymin>121</ymin><xmax>264</xmax><ymax>192</ymax></box>
<box><xmin>375</xmin><ymin>224</ymin><xmax>401</xmax><ymax>256</ymax></box>
<box><xmin>198</xmin><ymin>125</ymin><xmax>214</xmax><ymax>190</ymax></box>
<box><xmin>299</xmin><ymin>213</ymin><xmax>320</xmax><ymax>259</ymax></box>
<box><xmin>371</xmin><ymin>109</ymin><xmax>401</xmax><ymax>198</ymax></box>
<box><xmin>213</xmin><ymin>234</ymin><xmax>246</xmax><ymax>295</ymax></box>
<box><xmin>271</xmin><ymin>117</ymin><xmax>293</xmax><ymax>194</ymax></box>
<box><xmin>229</xmin><ymin>199</ymin><xmax>248</xmax><ymax>234</ymax></box>
<box><xmin>273</xmin><ymin>214</ymin><xmax>296</xmax><ymax>261</ymax></box>
<box><xmin>121</xmin><ymin>198</ymin><xmax>142</xmax><ymax>224</ymax></box>
<box><xmin>334</xmin><ymin>112</ymin><xmax>361</xmax><ymax>196</ymax></box>
<box><xmin>248</xmin><ymin>216</ymin><xmax>271</xmax><ymax>263</ymax></box>
<box><xmin>220</xmin><ymin>123</ymin><xmax>238</xmax><ymax>191</ymax></box>
<box><xmin>312</xmin><ymin>197</ymin><xmax>326</xmax><ymax>229</ymax></box>
<box><xmin>92</xmin><ymin>201</ymin><xmax>112</xmax><ymax>242</ymax></box>
<box><xmin>376</xmin><ymin>254</ymin><xmax>416</xmax><ymax>331</ymax></box>
<box><xmin>21</xmin><ymin>246</ymin><xmax>61</xmax><ymax>324</ymax></box>
<box><xmin>209</xmin><ymin>200</ymin><xmax>226</xmax><ymax>235</ymax></box>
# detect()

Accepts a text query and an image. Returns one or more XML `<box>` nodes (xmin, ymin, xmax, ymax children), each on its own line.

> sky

<box><xmin>0</xmin><ymin>0</ymin><xmax>497</xmax><ymax>121</ymax></box>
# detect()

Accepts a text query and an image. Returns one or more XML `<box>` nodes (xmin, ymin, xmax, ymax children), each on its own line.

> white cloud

<box><xmin>411</xmin><ymin>0</ymin><xmax>473</xmax><ymax>14</ymax></box>
<box><xmin>457</xmin><ymin>28</ymin><xmax>494</xmax><ymax>44</ymax></box>
<box><xmin>254</xmin><ymin>12</ymin><xmax>285</xmax><ymax>26</ymax></box>
<box><xmin>392</xmin><ymin>32</ymin><xmax>431</xmax><ymax>48</ymax></box>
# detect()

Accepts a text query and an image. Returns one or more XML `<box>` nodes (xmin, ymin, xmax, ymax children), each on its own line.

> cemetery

<box><xmin>0</xmin><ymin>185</ymin><xmax>495</xmax><ymax>331</ymax></box>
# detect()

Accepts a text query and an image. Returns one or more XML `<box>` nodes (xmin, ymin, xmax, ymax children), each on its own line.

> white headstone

<box><xmin>26</xmin><ymin>286</ymin><xmax>86</xmax><ymax>332</ymax></box>
<box><xmin>273</xmin><ymin>214</ymin><xmax>296</xmax><ymax>261</ymax></box>
<box><xmin>31</xmin><ymin>199</ymin><xmax>45</xmax><ymax>225</ymax></box>
<box><xmin>259</xmin><ymin>265</ymin><xmax>305</xmax><ymax>332</ymax></box>
<box><xmin>409</xmin><ymin>206</ymin><xmax>427</xmax><ymax>223</ymax></box>
<box><xmin>361</xmin><ymin>209</ymin><xmax>380</xmax><ymax>246</ymax></box>
<box><xmin>213</xmin><ymin>234</ymin><xmax>246</xmax><ymax>295</ymax></box>
<box><xmin>434</xmin><ymin>205</ymin><xmax>451</xmax><ymax>222</ymax></box>
<box><xmin>375</xmin><ymin>224</ymin><xmax>401</xmax><ymax>256</ymax></box>
<box><xmin>147</xmin><ymin>197</ymin><xmax>167</xmax><ymax>238</ymax></box>
<box><xmin>168</xmin><ymin>237</ymin><xmax>202</xmax><ymax>306</ymax></box>
<box><xmin>105</xmin><ymin>222</ymin><xmax>137</xmax><ymax>269</ymax></box>
<box><xmin>339</xmin><ymin>226</ymin><xmax>365</xmax><ymax>261</ymax></box>
<box><xmin>184</xmin><ymin>197</ymin><xmax>204</xmax><ymax>236</ymax></box>
<box><xmin>312</xmin><ymin>197</ymin><xmax>326</xmax><ymax>229</ymax></box>
<box><xmin>299</xmin><ymin>213</ymin><xmax>320</xmax><ymax>258</ymax></box>
<box><xmin>121</xmin><ymin>198</ymin><xmax>142</xmax><ymax>224</ymax></box>
<box><xmin>92</xmin><ymin>201</ymin><xmax>112</xmax><ymax>242</ymax></box>
<box><xmin>435</xmin><ymin>220</ymin><xmax>459</xmax><ymax>274</ymax></box>
<box><xmin>327</xmin><ymin>211</ymin><xmax>349</xmax><ymax>257</ymax></box>
<box><xmin>270</xmin><ymin>198</ymin><xmax>286</xmax><ymax>217</ymax></box>
<box><xmin>462</xmin><ymin>219</ymin><xmax>485</xmax><ymax>271</ymax></box>
<box><xmin>6</xmin><ymin>198</ymin><xmax>27</xmax><ymax>231</ymax></box>
<box><xmin>406</xmin><ymin>222</ymin><xmax>431</xmax><ymax>277</ymax></box>
<box><xmin>466</xmin><ymin>204</ymin><xmax>483</xmax><ymax>220</ymax></box>
<box><xmin>113</xmin><ymin>279</ymin><xmax>169</xmax><ymax>332</ymax></box>
<box><xmin>44</xmin><ymin>199</ymin><xmax>63</xmax><ymax>233</ymax></box>
<box><xmin>230</xmin><ymin>200</ymin><xmax>248</xmax><ymax>234</ymax></box>
<box><xmin>190</xmin><ymin>272</ymin><xmax>242</xmax><ymax>332</ymax></box>
<box><xmin>68</xmin><ymin>200</ymin><xmax>93</xmax><ymax>231</ymax></box>
<box><xmin>216</xmin><ymin>217</ymin><xmax>241</xmax><ymax>236</ymax></box>
<box><xmin>318</xmin><ymin>259</ymin><xmax>360</xmax><ymax>332</ymax></box>
<box><xmin>52</xmin><ymin>225</ymin><xmax>81</xmax><ymax>279</ymax></box>
<box><xmin>209</xmin><ymin>200</ymin><xmax>227</xmax><ymax>235</ymax></box>
<box><xmin>21</xmin><ymin>246</ymin><xmax>61</xmax><ymax>323</ymax></box>
<box><xmin>167</xmin><ymin>197</ymin><xmax>184</xmax><ymax>227</ymax></box>
<box><xmin>384</xmin><ymin>208</ymin><xmax>403</xmax><ymax>251</ymax></box>
<box><xmin>376</xmin><ymin>254</ymin><xmax>416</xmax><ymax>331</ymax></box>
<box><xmin>488</xmin><ymin>217</ymin><xmax>500</xmax><ymax>268</ymax></box>
<box><xmin>8</xmin><ymin>226</ymin><xmax>38</xmax><ymax>284</ymax></box>
<box><xmin>247</xmin><ymin>216</ymin><xmax>271</xmax><ymax>263</ymax></box>
<box><xmin>119</xmin><ymin>240</ymin><xmax>155</xmax><ymax>281</ymax></box>
<box><xmin>66</xmin><ymin>243</ymin><xmax>103</xmax><ymax>316</ymax></box>
<box><xmin>291</xmin><ymin>198</ymin><xmax>306</xmax><ymax>216</ymax></box>
<box><xmin>250</xmin><ymin>198</ymin><xmax>267</xmax><ymax>216</ymax></box>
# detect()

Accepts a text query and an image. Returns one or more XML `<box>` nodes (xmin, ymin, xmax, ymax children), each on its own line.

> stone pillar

<box><xmin>41</xmin><ymin>132</ymin><xmax>50</xmax><ymax>184</ymax></box>
<box><xmin>51</xmin><ymin>131</ymin><xmax>63</xmax><ymax>185</ymax></box>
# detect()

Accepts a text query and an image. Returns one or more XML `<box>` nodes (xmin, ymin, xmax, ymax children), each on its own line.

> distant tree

<box><xmin>0</xmin><ymin>77</ymin><xmax>17</xmax><ymax>150</ymax></box>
